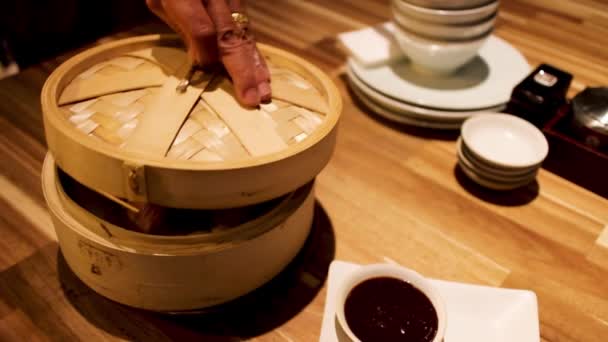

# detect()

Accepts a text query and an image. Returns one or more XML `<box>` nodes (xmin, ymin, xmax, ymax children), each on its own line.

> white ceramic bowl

<box><xmin>461</xmin><ymin>113</ymin><xmax>549</xmax><ymax>169</ymax></box>
<box><xmin>335</xmin><ymin>263</ymin><xmax>446</xmax><ymax>342</ymax></box>
<box><xmin>458</xmin><ymin>158</ymin><xmax>535</xmax><ymax>190</ymax></box>
<box><xmin>458</xmin><ymin>144</ymin><xmax>538</xmax><ymax>183</ymax></box>
<box><xmin>458</xmin><ymin>138</ymin><xmax>539</xmax><ymax>177</ymax></box>
<box><xmin>393</xmin><ymin>0</ymin><xmax>500</xmax><ymax>24</ymax></box>
<box><xmin>393</xmin><ymin>25</ymin><xmax>490</xmax><ymax>74</ymax></box>
<box><xmin>404</xmin><ymin>0</ymin><xmax>497</xmax><ymax>10</ymax></box>
<box><xmin>393</xmin><ymin>7</ymin><xmax>496</xmax><ymax>40</ymax></box>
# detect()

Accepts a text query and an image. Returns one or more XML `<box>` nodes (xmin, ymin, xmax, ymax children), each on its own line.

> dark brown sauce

<box><xmin>344</xmin><ymin>277</ymin><xmax>438</xmax><ymax>342</ymax></box>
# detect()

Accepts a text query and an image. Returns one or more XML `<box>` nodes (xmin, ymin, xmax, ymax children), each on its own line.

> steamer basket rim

<box><xmin>42</xmin><ymin>153</ymin><xmax>315</xmax><ymax>255</ymax></box>
<box><xmin>41</xmin><ymin>34</ymin><xmax>342</xmax><ymax>171</ymax></box>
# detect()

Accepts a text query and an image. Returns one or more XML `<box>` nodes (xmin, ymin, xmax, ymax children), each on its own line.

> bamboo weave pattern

<box><xmin>61</xmin><ymin>52</ymin><xmax>326</xmax><ymax>162</ymax></box>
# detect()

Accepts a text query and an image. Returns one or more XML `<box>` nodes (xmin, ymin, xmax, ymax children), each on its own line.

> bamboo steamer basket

<box><xmin>42</xmin><ymin>154</ymin><xmax>315</xmax><ymax>311</ymax></box>
<box><xmin>41</xmin><ymin>34</ymin><xmax>341</xmax><ymax>209</ymax></box>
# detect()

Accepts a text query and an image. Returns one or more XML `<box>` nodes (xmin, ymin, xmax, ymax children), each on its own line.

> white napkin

<box><xmin>337</xmin><ymin>22</ymin><xmax>404</xmax><ymax>67</ymax></box>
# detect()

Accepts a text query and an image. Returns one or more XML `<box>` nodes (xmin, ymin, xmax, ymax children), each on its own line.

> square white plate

<box><xmin>319</xmin><ymin>261</ymin><xmax>540</xmax><ymax>342</ymax></box>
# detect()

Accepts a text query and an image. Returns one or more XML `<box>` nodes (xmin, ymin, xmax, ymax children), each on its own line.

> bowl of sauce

<box><xmin>335</xmin><ymin>264</ymin><xmax>446</xmax><ymax>342</ymax></box>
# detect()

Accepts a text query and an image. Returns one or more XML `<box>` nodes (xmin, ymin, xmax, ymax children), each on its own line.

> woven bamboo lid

<box><xmin>41</xmin><ymin>35</ymin><xmax>341</xmax><ymax>209</ymax></box>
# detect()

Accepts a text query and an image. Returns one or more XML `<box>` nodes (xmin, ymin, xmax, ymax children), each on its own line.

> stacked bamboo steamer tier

<box><xmin>40</xmin><ymin>35</ymin><xmax>341</xmax><ymax>311</ymax></box>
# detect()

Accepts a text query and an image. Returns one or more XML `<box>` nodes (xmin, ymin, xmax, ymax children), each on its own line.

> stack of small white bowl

<box><xmin>458</xmin><ymin>114</ymin><xmax>549</xmax><ymax>190</ymax></box>
<box><xmin>391</xmin><ymin>0</ymin><xmax>499</xmax><ymax>74</ymax></box>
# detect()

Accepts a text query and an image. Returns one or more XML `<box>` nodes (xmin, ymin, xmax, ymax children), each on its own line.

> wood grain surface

<box><xmin>1</xmin><ymin>0</ymin><xmax>607</xmax><ymax>341</ymax></box>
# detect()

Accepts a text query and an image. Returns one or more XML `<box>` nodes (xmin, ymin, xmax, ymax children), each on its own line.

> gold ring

<box><xmin>231</xmin><ymin>12</ymin><xmax>249</xmax><ymax>29</ymax></box>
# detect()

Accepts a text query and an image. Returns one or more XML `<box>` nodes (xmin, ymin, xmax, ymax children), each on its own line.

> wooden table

<box><xmin>1</xmin><ymin>1</ymin><xmax>608</xmax><ymax>341</ymax></box>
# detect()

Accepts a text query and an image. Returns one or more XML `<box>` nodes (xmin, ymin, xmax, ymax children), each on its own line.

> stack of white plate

<box><xmin>345</xmin><ymin>33</ymin><xmax>530</xmax><ymax>129</ymax></box>
<box><xmin>457</xmin><ymin>113</ymin><xmax>549</xmax><ymax>190</ymax></box>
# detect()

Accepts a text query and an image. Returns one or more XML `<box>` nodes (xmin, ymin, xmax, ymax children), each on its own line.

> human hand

<box><xmin>146</xmin><ymin>0</ymin><xmax>271</xmax><ymax>107</ymax></box>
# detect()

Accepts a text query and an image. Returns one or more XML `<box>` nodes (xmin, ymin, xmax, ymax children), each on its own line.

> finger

<box><xmin>225</xmin><ymin>0</ymin><xmax>271</xmax><ymax>103</ymax></box>
<box><xmin>160</xmin><ymin>0</ymin><xmax>218</xmax><ymax>66</ymax></box>
<box><xmin>253</xmin><ymin>47</ymin><xmax>272</xmax><ymax>103</ymax></box>
<box><xmin>146</xmin><ymin>0</ymin><xmax>173</xmax><ymax>30</ymax></box>
<box><xmin>226</xmin><ymin>0</ymin><xmax>246</xmax><ymax>12</ymax></box>
<box><xmin>146</xmin><ymin>0</ymin><xmax>167</xmax><ymax>21</ymax></box>
<box><xmin>146</xmin><ymin>0</ymin><xmax>187</xmax><ymax>44</ymax></box>
<box><xmin>206</xmin><ymin>0</ymin><xmax>260</xmax><ymax>107</ymax></box>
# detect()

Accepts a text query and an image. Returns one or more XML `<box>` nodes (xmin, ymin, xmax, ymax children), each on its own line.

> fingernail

<box><xmin>243</xmin><ymin>87</ymin><xmax>260</xmax><ymax>106</ymax></box>
<box><xmin>258</xmin><ymin>82</ymin><xmax>272</xmax><ymax>103</ymax></box>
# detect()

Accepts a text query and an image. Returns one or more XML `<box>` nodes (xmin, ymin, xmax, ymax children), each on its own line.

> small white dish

<box><xmin>393</xmin><ymin>6</ymin><xmax>496</xmax><ymax>41</ymax></box>
<box><xmin>458</xmin><ymin>158</ymin><xmax>535</xmax><ymax>190</ymax></box>
<box><xmin>459</xmin><ymin>138</ymin><xmax>539</xmax><ymax>176</ymax></box>
<box><xmin>349</xmin><ymin>81</ymin><xmax>461</xmax><ymax>130</ymax></box>
<box><xmin>404</xmin><ymin>0</ymin><xmax>497</xmax><ymax>10</ymax></box>
<box><xmin>335</xmin><ymin>263</ymin><xmax>446</xmax><ymax>342</ymax></box>
<box><xmin>320</xmin><ymin>261</ymin><xmax>540</xmax><ymax>342</ymax></box>
<box><xmin>461</xmin><ymin>114</ymin><xmax>549</xmax><ymax>169</ymax></box>
<box><xmin>458</xmin><ymin>152</ymin><xmax>537</xmax><ymax>184</ymax></box>
<box><xmin>346</xmin><ymin>65</ymin><xmax>505</xmax><ymax>121</ymax></box>
<box><xmin>349</xmin><ymin>33</ymin><xmax>530</xmax><ymax>110</ymax></box>
<box><xmin>458</xmin><ymin>138</ymin><xmax>539</xmax><ymax>182</ymax></box>
<box><xmin>393</xmin><ymin>0</ymin><xmax>500</xmax><ymax>24</ymax></box>
<box><xmin>393</xmin><ymin>24</ymin><xmax>490</xmax><ymax>74</ymax></box>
